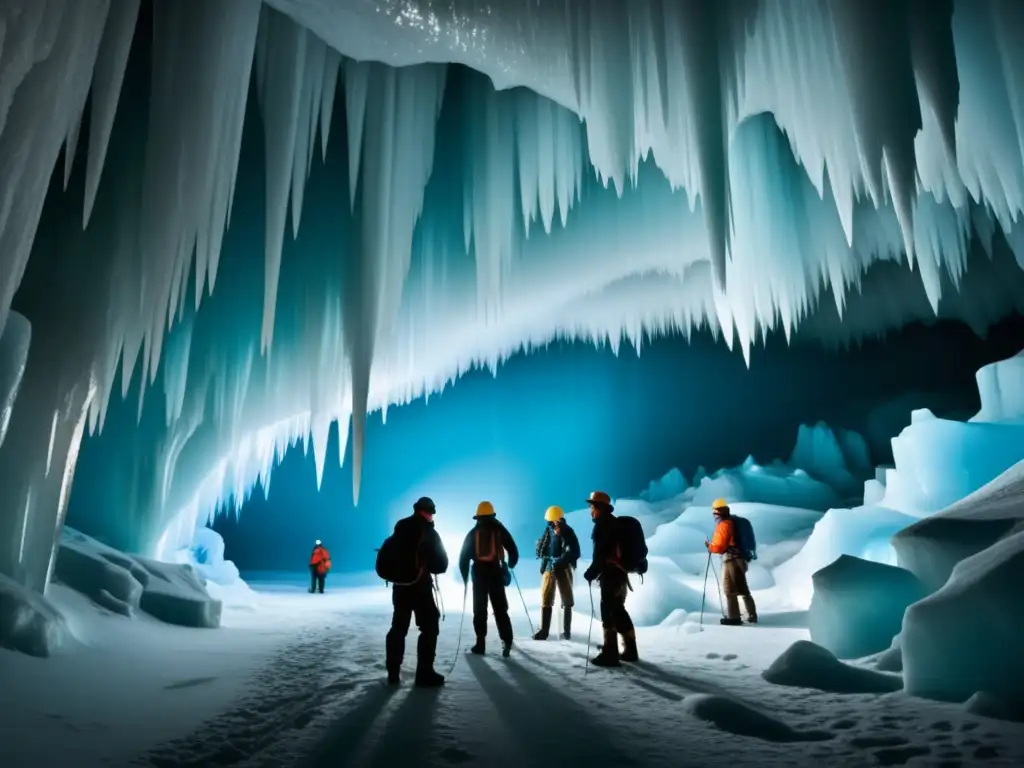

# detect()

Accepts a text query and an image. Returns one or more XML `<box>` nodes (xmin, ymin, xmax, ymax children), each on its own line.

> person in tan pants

<box><xmin>706</xmin><ymin>498</ymin><xmax>758</xmax><ymax>626</ymax></box>
<box><xmin>533</xmin><ymin>505</ymin><xmax>580</xmax><ymax>640</ymax></box>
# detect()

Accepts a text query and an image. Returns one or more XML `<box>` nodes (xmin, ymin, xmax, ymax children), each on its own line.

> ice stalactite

<box><xmin>341</xmin><ymin>59</ymin><xmax>446</xmax><ymax>503</ymax></box>
<box><xmin>1</xmin><ymin>0</ymin><xmax>1024</xmax><ymax>590</ymax></box>
<box><xmin>0</xmin><ymin>0</ymin><xmax>111</xmax><ymax>339</ymax></box>
<box><xmin>0</xmin><ymin>313</ymin><xmax>31</xmax><ymax>451</ymax></box>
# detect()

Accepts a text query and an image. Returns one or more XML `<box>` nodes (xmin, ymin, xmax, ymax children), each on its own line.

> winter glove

<box><xmin>583</xmin><ymin>566</ymin><xmax>597</xmax><ymax>583</ymax></box>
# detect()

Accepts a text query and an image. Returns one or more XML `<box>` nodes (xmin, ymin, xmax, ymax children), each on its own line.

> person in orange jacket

<box><xmin>705</xmin><ymin>499</ymin><xmax>757</xmax><ymax>625</ymax></box>
<box><xmin>309</xmin><ymin>539</ymin><xmax>331</xmax><ymax>594</ymax></box>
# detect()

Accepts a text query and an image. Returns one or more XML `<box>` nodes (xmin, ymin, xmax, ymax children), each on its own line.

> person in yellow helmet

<box><xmin>706</xmin><ymin>498</ymin><xmax>758</xmax><ymax>625</ymax></box>
<box><xmin>458</xmin><ymin>501</ymin><xmax>520</xmax><ymax>657</ymax></box>
<box><xmin>532</xmin><ymin>505</ymin><xmax>580</xmax><ymax>640</ymax></box>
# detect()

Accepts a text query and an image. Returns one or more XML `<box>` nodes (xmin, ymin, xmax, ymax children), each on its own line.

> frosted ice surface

<box><xmin>902</xmin><ymin>526</ymin><xmax>1024</xmax><ymax>706</ymax></box>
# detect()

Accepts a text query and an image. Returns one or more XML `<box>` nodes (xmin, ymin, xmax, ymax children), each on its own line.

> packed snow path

<box><xmin>134</xmin><ymin>588</ymin><xmax>1023</xmax><ymax>768</ymax></box>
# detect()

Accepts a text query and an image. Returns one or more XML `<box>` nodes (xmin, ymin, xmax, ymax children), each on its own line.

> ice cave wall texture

<box><xmin>1</xmin><ymin>0</ymin><xmax>1024</xmax><ymax>593</ymax></box>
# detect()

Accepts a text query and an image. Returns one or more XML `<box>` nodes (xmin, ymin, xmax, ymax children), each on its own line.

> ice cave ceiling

<box><xmin>1</xmin><ymin>0</ymin><xmax>1024</xmax><ymax>590</ymax></box>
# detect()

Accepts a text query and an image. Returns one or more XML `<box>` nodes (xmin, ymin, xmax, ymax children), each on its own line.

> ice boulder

<box><xmin>55</xmin><ymin>527</ymin><xmax>222</xmax><ymax>628</ymax></box>
<box><xmin>762</xmin><ymin>640</ymin><xmax>903</xmax><ymax>694</ymax></box>
<box><xmin>882</xmin><ymin>409</ymin><xmax>1024</xmax><ymax>516</ymax></box>
<box><xmin>808</xmin><ymin>555</ymin><xmax>925</xmax><ymax>659</ymax></box>
<box><xmin>134</xmin><ymin>557</ymin><xmax>222</xmax><ymax>628</ymax></box>
<box><xmin>54</xmin><ymin>527</ymin><xmax>148</xmax><ymax>616</ymax></box>
<box><xmin>901</xmin><ymin>528</ymin><xmax>1024</xmax><ymax>708</ymax></box>
<box><xmin>0</xmin><ymin>574</ymin><xmax>68</xmax><ymax>657</ymax></box>
<box><xmin>972</xmin><ymin>349</ymin><xmax>1024</xmax><ymax>423</ymax></box>
<box><xmin>892</xmin><ymin>460</ymin><xmax>1024</xmax><ymax>592</ymax></box>
<box><xmin>174</xmin><ymin>526</ymin><xmax>256</xmax><ymax>608</ymax></box>
<box><xmin>770</xmin><ymin>505</ymin><xmax>918</xmax><ymax>609</ymax></box>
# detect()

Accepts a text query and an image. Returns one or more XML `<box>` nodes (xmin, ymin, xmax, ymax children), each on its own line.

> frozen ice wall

<box><xmin>0</xmin><ymin>0</ymin><xmax>1023</xmax><ymax>590</ymax></box>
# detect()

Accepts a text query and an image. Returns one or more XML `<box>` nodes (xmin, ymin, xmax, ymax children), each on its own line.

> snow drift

<box><xmin>762</xmin><ymin>640</ymin><xmax>903</xmax><ymax>694</ymax></box>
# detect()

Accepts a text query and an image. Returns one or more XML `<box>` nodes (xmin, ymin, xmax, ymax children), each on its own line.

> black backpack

<box><xmin>731</xmin><ymin>515</ymin><xmax>758</xmax><ymax>562</ymax></box>
<box><xmin>375</xmin><ymin>531</ymin><xmax>423</xmax><ymax>586</ymax></box>
<box><xmin>617</xmin><ymin>516</ymin><xmax>649</xmax><ymax>575</ymax></box>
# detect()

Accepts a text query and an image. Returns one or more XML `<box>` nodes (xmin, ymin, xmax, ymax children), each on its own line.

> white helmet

<box><xmin>315</xmin><ymin>539</ymin><xmax>322</xmax><ymax>546</ymax></box>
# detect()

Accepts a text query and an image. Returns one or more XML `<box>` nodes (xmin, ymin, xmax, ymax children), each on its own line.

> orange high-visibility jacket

<box><xmin>310</xmin><ymin>546</ymin><xmax>332</xmax><ymax>575</ymax></box>
<box><xmin>707</xmin><ymin>519</ymin><xmax>735</xmax><ymax>555</ymax></box>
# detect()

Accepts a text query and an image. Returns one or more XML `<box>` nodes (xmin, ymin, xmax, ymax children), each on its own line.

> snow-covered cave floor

<box><xmin>2</xmin><ymin>575</ymin><xmax>1022</xmax><ymax>768</ymax></box>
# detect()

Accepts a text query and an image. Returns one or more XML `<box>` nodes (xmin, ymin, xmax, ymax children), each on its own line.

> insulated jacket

<box><xmin>310</xmin><ymin>545</ymin><xmax>332</xmax><ymax>576</ymax></box>
<box><xmin>708</xmin><ymin>517</ymin><xmax>740</xmax><ymax>561</ymax></box>
<box><xmin>583</xmin><ymin>513</ymin><xmax>622</xmax><ymax>582</ymax></box>
<box><xmin>391</xmin><ymin>513</ymin><xmax>449</xmax><ymax>585</ymax></box>
<box><xmin>459</xmin><ymin>518</ymin><xmax>519</xmax><ymax>582</ymax></box>
<box><xmin>536</xmin><ymin>522</ymin><xmax>580</xmax><ymax>573</ymax></box>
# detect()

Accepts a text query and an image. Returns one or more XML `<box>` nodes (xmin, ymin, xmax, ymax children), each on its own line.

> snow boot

<box><xmin>501</xmin><ymin>638</ymin><xmax>512</xmax><ymax>658</ymax></box>
<box><xmin>386</xmin><ymin>668</ymin><xmax>401</xmax><ymax>686</ymax></box>
<box><xmin>720</xmin><ymin>617</ymin><xmax>743</xmax><ymax>626</ymax></box>
<box><xmin>470</xmin><ymin>636</ymin><xmax>485</xmax><ymax>655</ymax></box>
<box><xmin>742</xmin><ymin>596</ymin><xmax>758</xmax><ymax>623</ymax></box>
<box><xmin>560</xmin><ymin>607</ymin><xmax>572</xmax><ymax>640</ymax></box>
<box><xmin>591</xmin><ymin>630</ymin><xmax>621</xmax><ymax>667</ymax></box>
<box><xmin>533</xmin><ymin>607</ymin><xmax>552</xmax><ymax>640</ymax></box>
<box><xmin>414</xmin><ymin>667</ymin><xmax>445</xmax><ymax>688</ymax></box>
<box><xmin>620</xmin><ymin>630</ymin><xmax>639</xmax><ymax>662</ymax></box>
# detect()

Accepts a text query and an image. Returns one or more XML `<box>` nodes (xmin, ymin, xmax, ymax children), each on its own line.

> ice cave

<box><xmin>1</xmin><ymin>0</ymin><xmax>1024</xmax><ymax>765</ymax></box>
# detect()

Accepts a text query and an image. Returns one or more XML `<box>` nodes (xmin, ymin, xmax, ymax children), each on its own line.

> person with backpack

<box><xmin>706</xmin><ymin>498</ymin><xmax>758</xmax><ymax>626</ymax></box>
<box><xmin>458</xmin><ymin>501</ymin><xmax>519</xmax><ymax>657</ymax></box>
<box><xmin>377</xmin><ymin>496</ymin><xmax>449</xmax><ymax>687</ymax></box>
<box><xmin>582</xmin><ymin>490</ymin><xmax>647</xmax><ymax>667</ymax></box>
<box><xmin>308</xmin><ymin>540</ymin><xmax>331</xmax><ymax>593</ymax></box>
<box><xmin>532</xmin><ymin>505</ymin><xmax>580</xmax><ymax>641</ymax></box>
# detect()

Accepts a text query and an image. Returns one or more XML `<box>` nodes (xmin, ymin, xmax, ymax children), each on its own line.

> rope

<box><xmin>434</xmin><ymin>575</ymin><xmax>446</xmax><ymax>621</ymax></box>
<box><xmin>446</xmin><ymin>581</ymin><xmax>468</xmax><ymax>677</ymax></box>
<box><xmin>585</xmin><ymin>580</ymin><xmax>595</xmax><ymax>676</ymax></box>
<box><xmin>511</xmin><ymin>569</ymin><xmax>535</xmax><ymax>637</ymax></box>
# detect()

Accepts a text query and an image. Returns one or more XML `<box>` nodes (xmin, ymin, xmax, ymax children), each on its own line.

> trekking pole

<box><xmin>434</xmin><ymin>575</ymin><xmax>446</xmax><ymax>621</ymax></box>
<box><xmin>697</xmin><ymin>549</ymin><xmax>712</xmax><ymax>632</ymax></box>
<box><xmin>447</xmin><ymin>581</ymin><xmax>468</xmax><ymax>676</ymax></box>
<box><xmin>585</xmin><ymin>581</ymin><xmax>595</xmax><ymax>676</ymax></box>
<box><xmin>510</xmin><ymin>569</ymin><xmax>535</xmax><ymax>637</ymax></box>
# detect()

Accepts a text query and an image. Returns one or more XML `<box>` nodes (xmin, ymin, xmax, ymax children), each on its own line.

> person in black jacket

<box><xmin>582</xmin><ymin>490</ymin><xmax>637</xmax><ymax>667</ymax></box>
<box><xmin>533</xmin><ymin>505</ymin><xmax>580</xmax><ymax>640</ymax></box>
<box><xmin>459</xmin><ymin>501</ymin><xmax>519</xmax><ymax>657</ymax></box>
<box><xmin>384</xmin><ymin>496</ymin><xmax>449</xmax><ymax>687</ymax></box>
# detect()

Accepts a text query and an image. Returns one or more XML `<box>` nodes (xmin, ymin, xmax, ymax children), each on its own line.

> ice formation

<box><xmin>0</xmin><ymin>1</ymin><xmax>1024</xmax><ymax>592</ymax></box>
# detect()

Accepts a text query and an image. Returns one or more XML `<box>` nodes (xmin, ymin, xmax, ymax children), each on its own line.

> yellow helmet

<box><xmin>475</xmin><ymin>501</ymin><xmax>496</xmax><ymax>518</ymax></box>
<box><xmin>544</xmin><ymin>505</ymin><xmax>564</xmax><ymax>522</ymax></box>
<box><xmin>712</xmin><ymin>498</ymin><xmax>729</xmax><ymax>511</ymax></box>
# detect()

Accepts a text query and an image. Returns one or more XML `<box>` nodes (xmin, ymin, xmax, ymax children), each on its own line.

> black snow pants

<box><xmin>472</xmin><ymin>564</ymin><xmax>513</xmax><ymax>643</ymax></box>
<box><xmin>386</xmin><ymin>579</ymin><xmax>440</xmax><ymax>674</ymax></box>
<box><xmin>599</xmin><ymin>568</ymin><xmax>635</xmax><ymax>636</ymax></box>
<box><xmin>309</xmin><ymin>567</ymin><xmax>326</xmax><ymax>593</ymax></box>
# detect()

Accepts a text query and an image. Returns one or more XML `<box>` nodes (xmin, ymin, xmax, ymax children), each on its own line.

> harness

<box><xmin>475</xmin><ymin>527</ymin><xmax>505</xmax><ymax>564</ymax></box>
